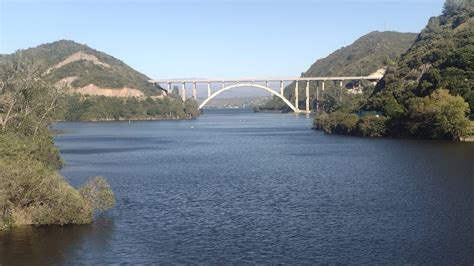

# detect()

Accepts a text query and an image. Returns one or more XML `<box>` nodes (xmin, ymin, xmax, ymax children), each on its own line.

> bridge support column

<box><xmin>321</xmin><ymin>81</ymin><xmax>325</xmax><ymax>100</ymax></box>
<box><xmin>207</xmin><ymin>82</ymin><xmax>211</xmax><ymax>98</ymax></box>
<box><xmin>305</xmin><ymin>80</ymin><xmax>310</xmax><ymax>113</ymax></box>
<box><xmin>294</xmin><ymin>81</ymin><xmax>299</xmax><ymax>111</ymax></box>
<box><xmin>181</xmin><ymin>82</ymin><xmax>186</xmax><ymax>102</ymax></box>
<box><xmin>316</xmin><ymin>82</ymin><xmax>319</xmax><ymax>113</ymax></box>
<box><xmin>192</xmin><ymin>82</ymin><xmax>197</xmax><ymax>100</ymax></box>
<box><xmin>167</xmin><ymin>82</ymin><xmax>171</xmax><ymax>93</ymax></box>
<box><xmin>339</xmin><ymin>80</ymin><xmax>343</xmax><ymax>101</ymax></box>
<box><xmin>280</xmin><ymin>80</ymin><xmax>284</xmax><ymax>95</ymax></box>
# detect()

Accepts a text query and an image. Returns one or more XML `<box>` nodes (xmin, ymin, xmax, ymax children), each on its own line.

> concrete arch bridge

<box><xmin>149</xmin><ymin>76</ymin><xmax>381</xmax><ymax>114</ymax></box>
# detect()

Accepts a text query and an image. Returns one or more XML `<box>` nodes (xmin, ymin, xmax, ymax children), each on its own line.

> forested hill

<box><xmin>314</xmin><ymin>0</ymin><xmax>473</xmax><ymax>141</ymax></box>
<box><xmin>260</xmin><ymin>31</ymin><xmax>417</xmax><ymax>111</ymax></box>
<box><xmin>1</xmin><ymin>40</ymin><xmax>161</xmax><ymax>97</ymax></box>
<box><xmin>303</xmin><ymin>31</ymin><xmax>417</xmax><ymax>77</ymax></box>
<box><xmin>370</xmin><ymin>0</ymin><xmax>474</xmax><ymax>117</ymax></box>
<box><xmin>1</xmin><ymin>41</ymin><xmax>201</xmax><ymax>122</ymax></box>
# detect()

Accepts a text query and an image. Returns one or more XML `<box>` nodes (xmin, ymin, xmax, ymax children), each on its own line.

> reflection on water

<box><xmin>0</xmin><ymin>218</ymin><xmax>114</xmax><ymax>265</ymax></box>
<box><xmin>1</xmin><ymin>109</ymin><xmax>473</xmax><ymax>264</ymax></box>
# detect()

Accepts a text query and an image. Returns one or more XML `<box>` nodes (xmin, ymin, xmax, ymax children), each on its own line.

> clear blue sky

<box><xmin>1</xmin><ymin>0</ymin><xmax>445</xmax><ymax>79</ymax></box>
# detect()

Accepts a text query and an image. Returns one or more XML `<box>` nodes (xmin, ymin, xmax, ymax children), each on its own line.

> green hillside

<box><xmin>303</xmin><ymin>31</ymin><xmax>418</xmax><ymax>77</ymax></box>
<box><xmin>315</xmin><ymin>0</ymin><xmax>473</xmax><ymax>140</ymax></box>
<box><xmin>370</xmin><ymin>0</ymin><xmax>473</xmax><ymax>117</ymax></box>
<box><xmin>2</xmin><ymin>40</ymin><xmax>161</xmax><ymax>96</ymax></box>
<box><xmin>366</xmin><ymin>0</ymin><xmax>473</xmax><ymax>139</ymax></box>
<box><xmin>1</xmin><ymin>41</ymin><xmax>200</xmax><ymax>121</ymax></box>
<box><xmin>260</xmin><ymin>31</ymin><xmax>417</xmax><ymax>111</ymax></box>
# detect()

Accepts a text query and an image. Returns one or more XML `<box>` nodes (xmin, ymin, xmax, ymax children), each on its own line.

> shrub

<box><xmin>314</xmin><ymin>112</ymin><xmax>361</xmax><ymax>135</ymax></box>
<box><xmin>0</xmin><ymin>132</ymin><xmax>63</xmax><ymax>170</ymax></box>
<box><xmin>356</xmin><ymin>115</ymin><xmax>388</xmax><ymax>137</ymax></box>
<box><xmin>0</xmin><ymin>159</ymin><xmax>92</xmax><ymax>227</ymax></box>
<box><xmin>407</xmin><ymin>89</ymin><xmax>470</xmax><ymax>140</ymax></box>
<box><xmin>80</xmin><ymin>177</ymin><xmax>115</xmax><ymax>213</ymax></box>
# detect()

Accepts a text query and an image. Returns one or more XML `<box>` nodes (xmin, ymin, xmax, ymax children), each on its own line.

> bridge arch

<box><xmin>198</xmin><ymin>83</ymin><xmax>298</xmax><ymax>112</ymax></box>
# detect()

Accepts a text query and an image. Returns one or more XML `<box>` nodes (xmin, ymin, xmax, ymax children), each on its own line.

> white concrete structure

<box><xmin>150</xmin><ymin>76</ymin><xmax>381</xmax><ymax>114</ymax></box>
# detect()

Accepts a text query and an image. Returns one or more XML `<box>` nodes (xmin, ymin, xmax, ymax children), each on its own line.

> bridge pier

<box><xmin>167</xmin><ymin>82</ymin><xmax>171</xmax><ymax>94</ymax></box>
<box><xmin>316</xmin><ymin>82</ymin><xmax>319</xmax><ymax>113</ymax></box>
<box><xmin>192</xmin><ymin>82</ymin><xmax>197</xmax><ymax>100</ymax></box>
<box><xmin>280</xmin><ymin>80</ymin><xmax>284</xmax><ymax>95</ymax></box>
<box><xmin>321</xmin><ymin>81</ymin><xmax>325</xmax><ymax>101</ymax></box>
<box><xmin>305</xmin><ymin>80</ymin><xmax>310</xmax><ymax>113</ymax></box>
<box><xmin>339</xmin><ymin>80</ymin><xmax>343</xmax><ymax>101</ymax></box>
<box><xmin>294</xmin><ymin>81</ymin><xmax>299</xmax><ymax>111</ymax></box>
<box><xmin>207</xmin><ymin>82</ymin><xmax>211</xmax><ymax>98</ymax></box>
<box><xmin>181</xmin><ymin>82</ymin><xmax>186</xmax><ymax>102</ymax></box>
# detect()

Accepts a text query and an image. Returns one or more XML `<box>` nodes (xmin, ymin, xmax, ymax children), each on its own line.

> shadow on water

<box><xmin>0</xmin><ymin>217</ymin><xmax>114</xmax><ymax>265</ymax></box>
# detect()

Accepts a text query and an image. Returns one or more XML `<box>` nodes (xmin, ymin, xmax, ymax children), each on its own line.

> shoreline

<box><xmin>57</xmin><ymin>115</ymin><xmax>200</xmax><ymax>123</ymax></box>
<box><xmin>312</xmin><ymin>128</ymin><xmax>474</xmax><ymax>142</ymax></box>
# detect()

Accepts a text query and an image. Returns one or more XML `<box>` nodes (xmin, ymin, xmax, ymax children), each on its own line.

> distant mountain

<box><xmin>1</xmin><ymin>40</ymin><xmax>162</xmax><ymax>97</ymax></box>
<box><xmin>0</xmin><ymin>40</ymin><xmax>202</xmax><ymax>122</ymax></box>
<box><xmin>303</xmin><ymin>31</ymin><xmax>418</xmax><ymax>77</ymax></box>
<box><xmin>261</xmin><ymin>31</ymin><xmax>417</xmax><ymax>111</ymax></box>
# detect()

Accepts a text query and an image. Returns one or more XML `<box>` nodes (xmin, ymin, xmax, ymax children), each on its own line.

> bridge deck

<box><xmin>149</xmin><ymin>76</ymin><xmax>381</xmax><ymax>84</ymax></box>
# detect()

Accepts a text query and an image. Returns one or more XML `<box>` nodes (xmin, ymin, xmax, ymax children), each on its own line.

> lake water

<box><xmin>1</xmin><ymin>109</ymin><xmax>473</xmax><ymax>264</ymax></box>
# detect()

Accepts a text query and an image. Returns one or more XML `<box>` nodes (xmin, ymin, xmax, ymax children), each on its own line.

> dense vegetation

<box><xmin>314</xmin><ymin>0</ymin><xmax>473</xmax><ymax>140</ymax></box>
<box><xmin>260</xmin><ymin>31</ymin><xmax>417</xmax><ymax>111</ymax></box>
<box><xmin>315</xmin><ymin>112</ymin><xmax>387</xmax><ymax>137</ymax></box>
<box><xmin>0</xmin><ymin>53</ymin><xmax>115</xmax><ymax>230</ymax></box>
<box><xmin>63</xmin><ymin>95</ymin><xmax>200</xmax><ymax>121</ymax></box>
<box><xmin>7</xmin><ymin>40</ymin><xmax>161</xmax><ymax>95</ymax></box>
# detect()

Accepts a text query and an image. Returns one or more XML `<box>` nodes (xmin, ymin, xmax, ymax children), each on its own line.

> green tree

<box><xmin>184</xmin><ymin>99</ymin><xmax>200</xmax><ymax>118</ymax></box>
<box><xmin>443</xmin><ymin>0</ymin><xmax>472</xmax><ymax>15</ymax></box>
<box><xmin>0</xmin><ymin>53</ymin><xmax>65</xmax><ymax>135</ymax></box>
<box><xmin>407</xmin><ymin>89</ymin><xmax>470</xmax><ymax>140</ymax></box>
<box><xmin>80</xmin><ymin>177</ymin><xmax>115</xmax><ymax>212</ymax></box>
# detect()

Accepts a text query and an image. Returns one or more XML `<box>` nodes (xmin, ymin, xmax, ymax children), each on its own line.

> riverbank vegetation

<box><xmin>314</xmin><ymin>0</ymin><xmax>473</xmax><ymax>141</ymax></box>
<box><xmin>0</xmin><ymin>54</ymin><xmax>115</xmax><ymax>230</ymax></box>
<box><xmin>63</xmin><ymin>94</ymin><xmax>200</xmax><ymax>121</ymax></box>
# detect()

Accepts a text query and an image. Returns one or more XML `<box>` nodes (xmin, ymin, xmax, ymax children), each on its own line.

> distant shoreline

<box><xmin>57</xmin><ymin>116</ymin><xmax>198</xmax><ymax>123</ymax></box>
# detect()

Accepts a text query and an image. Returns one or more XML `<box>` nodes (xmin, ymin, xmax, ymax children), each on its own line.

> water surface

<box><xmin>1</xmin><ymin>109</ymin><xmax>473</xmax><ymax>264</ymax></box>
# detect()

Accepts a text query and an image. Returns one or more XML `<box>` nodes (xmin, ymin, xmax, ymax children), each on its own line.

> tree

<box><xmin>443</xmin><ymin>0</ymin><xmax>472</xmax><ymax>15</ymax></box>
<box><xmin>80</xmin><ymin>177</ymin><xmax>115</xmax><ymax>212</ymax></box>
<box><xmin>184</xmin><ymin>99</ymin><xmax>200</xmax><ymax>118</ymax></box>
<box><xmin>0</xmin><ymin>53</ymin><xmax>64</xmax><ymax>135</ymax></box>
<box><xmin>407</xmin><ymin>89</ymin><xmax>470</xmax><ymax>140</ymax></box>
